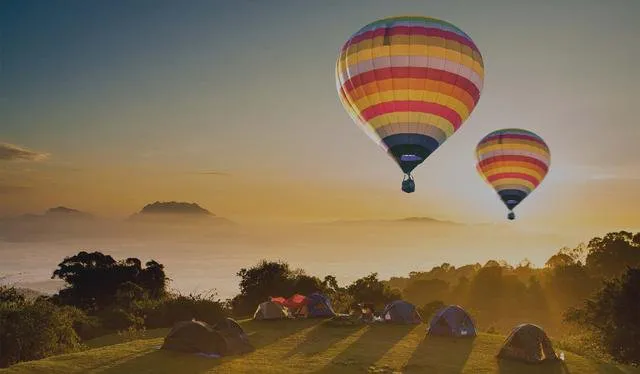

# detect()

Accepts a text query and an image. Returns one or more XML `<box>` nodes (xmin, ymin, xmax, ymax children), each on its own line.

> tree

<box><xmin>545</xmin><ymin>263</ymin><xmax>597</xmax><ymax>310</ymax></box>
<box><xmin>231</xmin><ymin>260</ymin><xmax>326</xmax><ymax>316</ymax></box>
<box><xmin>419</xmin><ymin>300</ymin><xmax>445</xmax><ymax>321</ymax></box>
<box><xmin>51</xmin><ymin>251</ymin><xmax>167</xmax><ymax>312</ymax></box>
<box><xmin>346</xmin><ymin>273</ymin><xmax>400</xmax><ymax>309</ymax></box>
<box><xmin>402</xmin><ymin>279</ymin><xmax>449</xmax><ymax>306</ymax></box>
<box><xmin>565</xmin><ymin>267</ymin><xmax>640</xmax><ymax>364</ymax></box>
<box><xmin>586</xmin><ymin>231</ymin><xmax>640</xmax><ymax>279</ymax></box>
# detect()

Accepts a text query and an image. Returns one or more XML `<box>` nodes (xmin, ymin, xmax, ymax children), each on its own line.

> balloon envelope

<box><xmin>475</xmin><ymin>128</ymin><xmax>550</xmax><ymax>214</ymax></box>
<box><xmin>336</xmin><ymin>16</ymin><xmax>485</xmax><ymax>174</ymax></box>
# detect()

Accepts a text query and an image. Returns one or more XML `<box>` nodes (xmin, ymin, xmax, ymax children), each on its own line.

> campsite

<box><xmin>2</xmin><ymin>317</ymin><xmax>636</xmax><ymax>374</ymax></box>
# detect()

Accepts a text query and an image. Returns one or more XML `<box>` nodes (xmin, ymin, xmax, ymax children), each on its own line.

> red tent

<box><xmin>270</xmin><ymin>294</ymin><xmax>308</xmax><ymax>315</ymax></box>
<box><xmin>270</xmin><ymin>297</ymin><xmax>287</xmax><ymax>306</ymax></box>
<box><xmin>285</xmin><ymin>294</ymin><xmax>308</xmax><ymax>310</ymax></box>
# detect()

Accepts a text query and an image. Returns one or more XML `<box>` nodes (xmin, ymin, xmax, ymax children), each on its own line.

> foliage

<box><xmin>585</xmin><ymin>231</ymin><xmax>640</xmax><ymax>279</ymax></box>
<box><xmin>419</xmin><ymin>300</ymin><xmax>445</xmax><ymax>321</ymax></box>
<box><xmin>565</xmin><ymin>267</ymin><xmax>640</xmax><ymax>364</ymax></box>
<box><xmin>0</xmin><ymin>289</ymin><xmax>83</xmax><ymax>368</ymax></box>
<box><xmin>144</xmin><ymin>292</ymin><xmax>227</xmax><ymax>328</ymax></box>
<box><xmin>230</xmin><ymin>260</ymin><xmax>327</xmax><ymax>316</ymax></box>
<box><xmin>51</xmin><ymin>251</ymin><xmax>168</xmax><ymax>313</ymax></box>
<box><xmin>345</xmin><ymin>273</ymin><xmax>401</xmax><ymax>310</ymax></box>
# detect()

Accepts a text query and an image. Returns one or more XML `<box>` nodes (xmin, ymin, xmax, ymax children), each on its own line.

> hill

<box><xmin>314</xmin><ymin>216</ymin><xmax>462</xmax><ymax>227</ymax></box>
<box><xmin>2</xmin><ymin>319</ymin><xmax>636</xmax><ymax>374</ymax></box>
<box><xmin>128</xmin><ymin>201</ymin><xmax>234</xmax><ymax>225</ymax></box>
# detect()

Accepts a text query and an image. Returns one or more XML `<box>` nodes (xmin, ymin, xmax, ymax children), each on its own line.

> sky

<box><xmin>1</xmin><ymin>0</ymin><xmax>639</xmax><ymax>232</ymax></box>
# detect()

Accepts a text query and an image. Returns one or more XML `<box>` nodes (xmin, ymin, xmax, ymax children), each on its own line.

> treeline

<box><xmin>386</xmin><ymin>231</ymin><xmax>640</xmax><ymax>336</ymax></box>
<box><xmin>1</xmin><ymin>231</ymin><xmax>639</xmax><ymax>367</ymax></box>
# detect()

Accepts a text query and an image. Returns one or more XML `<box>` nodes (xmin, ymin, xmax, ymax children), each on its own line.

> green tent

<box><xmin>161</xmin><ymin>320</ymin><xmax>226</xmax><ymax>354</ymax></box>
<box><xmin>253</xmin><ymin>301</ymin><xmax>290</xmax><ymax>320</ymax></box>
<box><xmin>497</xmin><ymin>323</ymin><xmax>559</xmax><ymax>364</ymax></box>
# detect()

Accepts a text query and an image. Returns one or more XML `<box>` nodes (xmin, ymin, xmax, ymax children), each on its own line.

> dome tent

<box><xmin>497</xmin><ymin>323</ymin><xmax>559</xmax><ymax>364</ymax></box>
<box><xmin>428</xmin><ymin>305</ymin><xmax>476</xmax><ymax>337</ymax></box>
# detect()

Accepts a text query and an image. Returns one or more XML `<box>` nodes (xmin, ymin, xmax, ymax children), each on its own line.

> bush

<box><xmin>565</xmin><ymin>267</ymin><xmax>640</xmax><ymax>364</ymax></box>
<box><xmin>144</xmin><ymin>292</ymin><xmax>227</xmax><ymax>328</ymax></box>
<box><xmin>97</xmin><ymin>307</ymin><xmax>144</xmax><ymax>331</ymax></box>
<box><xmin>556</xmin><ymin>332</ymin><xmax>612</xmax><ymax>362</ymax></box>
<box><xmin>0</xmin><ymin>295</ymin><xmax>82</xmax><ymax>368</ymax></box>
<box><xmin>419</xmin><ymin>300</ymin><xmax>445</xmax><ymax>321</ymax></box>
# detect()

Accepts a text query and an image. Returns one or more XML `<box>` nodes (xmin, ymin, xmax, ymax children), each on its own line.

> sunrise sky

<box><xmin>1</xmin><ymin>0</ymin><xmax>639</xmax><ymax>231</ymax></box>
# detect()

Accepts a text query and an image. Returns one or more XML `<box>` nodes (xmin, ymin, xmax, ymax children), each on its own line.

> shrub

<box><xmin>96</xmin><ymin>307</ymin><xmax>144</xmax><ymax>331</ymax></box>
<box><xmin>144</xmin><ymin>292</ymin><xmax>227</xmax><ymax>328</ymax></box>
<box><xmin>0</xmin><ymin>295</ymin><xmax>82</xmax><ymax>368</ymax></box>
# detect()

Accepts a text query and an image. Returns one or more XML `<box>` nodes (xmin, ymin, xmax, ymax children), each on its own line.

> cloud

<box><xmin>193</xmin><ymin>170</ymin><xmax>231</xmax><ymax>176</ymax></box>
<box><xmin>0</xmin><ymin>184</ymin><xmax>30</xmax><ymax>194</ymax></box>
<box><xmin>0</xmin><ymin>143</ymin><xmax>49</xmax><ymax>161</ymax></box>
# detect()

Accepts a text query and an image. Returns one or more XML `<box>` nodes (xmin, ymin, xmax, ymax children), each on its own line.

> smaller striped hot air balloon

<box><xmin>475</xmin><ymin>129</ymin><xmax>550</xmax><ymax>220</ymax></box>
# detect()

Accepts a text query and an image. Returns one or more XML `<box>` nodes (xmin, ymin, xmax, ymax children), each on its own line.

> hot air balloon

<box><xmin>475</xmin><ymin>129</ymin><xmax>550</xmax><ymax>220</ymax></box>
<box><xmin>336</xmin><ymin>16</ymin><xmax>485</xmax><ymax>193</ymax></box>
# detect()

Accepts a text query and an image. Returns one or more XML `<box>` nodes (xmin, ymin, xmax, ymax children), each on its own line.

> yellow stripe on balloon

<box><xmin>342</xmin><ymin>46</ymin><xmax>484</xmax><ymax>77</ymax></box>
<box><xmin>477</xmin><ymin>139</ymin><xmax>550</xmax><ymax>153</ymax></box>
<box><xmin>490</xmin><ymin>178</ymin><xmax>536</xmax><ymax>191</ymax></box>
<box><xmin>346</xmin><ymin>78</ymin><xmax>477</xmax><ymax>110</ymax></box>
<box><xmin>477</xmin><ymin>143</ymin><xmax>550</xmax><ymax>157</ymax></box>
<box><xmin>340</xmin><ymin>36</ymin><xmax>483</xmax><ymax>66</ymax></box>
<box><xmin>352</xmin><ymin>90</ymin><xmax>470</xmax><ymax>120</ymax></box>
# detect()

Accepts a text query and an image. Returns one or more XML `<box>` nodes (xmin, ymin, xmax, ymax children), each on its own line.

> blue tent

<box><xmin>306</xmin><ymin>292</ymin><xmax>336</xmax><ymax>318</ymax></box>
<box><xmin>382</xmin><ymin>300</ymin><xmax>422</xmax><ymax>324</ymax></box>
<box><xmin>428</xmin><ymin>305</ymin><xmax>476</xmax><ymax>337</ymax></box>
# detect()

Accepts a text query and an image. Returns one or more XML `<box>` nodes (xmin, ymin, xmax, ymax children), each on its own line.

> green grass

<box><xmin>2</xmin><ymin>319</ymin><xmax>638</xmax><ymax>374</ymax></box>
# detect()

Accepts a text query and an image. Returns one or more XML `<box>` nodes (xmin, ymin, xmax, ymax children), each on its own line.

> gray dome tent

<box><xmin>162</xmin><ymin>319</ymin><xmax>254</xmax><ymax>356</ymax></box>
<box><xmin>497</xmin><ymin>323</ymin><xmax>559</xmax><ymax>364</ymax></box>
<box><xmin>161</xmin><ymin>320</ymin><xmax>226</xmax><ymax>354</ymax></box>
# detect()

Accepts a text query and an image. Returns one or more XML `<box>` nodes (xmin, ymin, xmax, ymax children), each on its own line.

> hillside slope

<box><xmin>2</xmin><ymin>319</ymin><xmax>637</xmax><ymax>374</ymax></box>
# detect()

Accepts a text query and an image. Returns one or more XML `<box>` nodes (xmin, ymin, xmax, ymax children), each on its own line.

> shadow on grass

<box><xmin>315</xmin><ymin>324</ymin><xmax>415</xmax><ymax>373</ymax></box>
<box><xmin>497</xmin><ymin>358</ymin><xmax>570</xmax><ymax>374</ymax></box>
<box><xmin>403</xmin><ymin>335</ymin><xmax>474</xmax><ymax>373</ymax></box>
<box><xmin>282</xmin><ymin>321</ymin><xmax>366</xmax><ymax>358</ymax></box>
<box><xmin>84</xmin><ymin>328</ymin><xmax>171</xmax><ymax>349</ymax></box>
<box><xmin>99</xmin><ymin>319</ymin><xmax>318</xmax><ymax>374</ymax></box>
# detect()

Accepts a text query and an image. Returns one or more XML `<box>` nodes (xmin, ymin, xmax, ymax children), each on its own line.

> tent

<box><xmin>497</xmin><ymin>323</ymin><xmax>559</xmax><ymax>364</ymax></box>
<box><xmin>271</xmin><ymin>294</ymin><xmax>309</xmax><ymax>317</ymax></box>
<box><xmin>306</xmin><ymin>292</ymin><xmax>336</xmax><ymax>318</ymax></box>
<box><xmin>161</xmin><ymin>320</ymin><xmax>227</xmax><ymax>354</ymax></box>
<box><xmin>253</xmin><ymin>301</ymin><xmax>290</xmax><ymax>320</ymax></box>
<box><xmin>382</xmin><ymin>300</ymin><xmax>422</xmax><ymax>324</ymax></box>
<box><xmin>428</xmin><ymin>305</ymin><xmax>476</xmax><ymax>337</ymax></box>
<box><xmin>213</xmin><ymin>318</ymin><xmax>254</xmax><ymax>355</ymax></box>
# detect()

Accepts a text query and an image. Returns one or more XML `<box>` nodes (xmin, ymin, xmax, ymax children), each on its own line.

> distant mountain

<box><xmin>314</xmin><ymin>216</ymin><xmax>463</xmax><ymax>226</ymax></box>
<box><xmin>0</xmin><ymin>206</ymin><xmax>94</xmax><ymax>222</ymax></box>
<box><xmin>0</xmin><ymin>206</ymin><xmax>98</xmax><ymax>242</ymax></box>
<box><xmin>44</xmin><ymin>206</ymin><xmax>93</xmax><ymax>219</ymax></box>
<box><xmin>129</xmin><ymin>201</ymin><xmax>234</xmax><ymax>225</ymax></box>
<box><xmin>138</xmin><ymin>201</ymin><xmax>212</xmax><ymax>216</ymax></box>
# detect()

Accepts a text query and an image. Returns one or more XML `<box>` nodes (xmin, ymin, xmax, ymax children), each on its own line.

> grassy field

<box><xmin>2</xmin><ymin>319</ymin><xmax>639</xmax><ymax>374</ymax></box>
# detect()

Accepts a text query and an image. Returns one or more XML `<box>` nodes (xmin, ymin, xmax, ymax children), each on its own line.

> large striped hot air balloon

<box><xmin>336</xmin><ymin>16</ymin><xmax>484</xmax><ymax>193</ymax></box>
<box><xmin>475</xmin><ymin>129</ymin><xmax>550</xmax><ymax>220</ymax></box>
